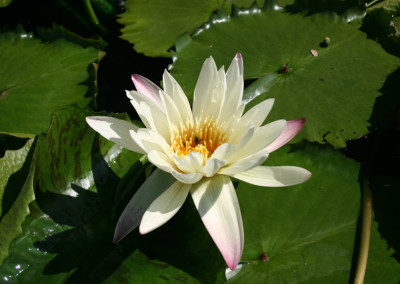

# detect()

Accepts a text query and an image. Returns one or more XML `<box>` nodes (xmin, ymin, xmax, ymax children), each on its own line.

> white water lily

<box><xmin>86</xmin><ymin>54</ymin><xmax>311</xmax><ymax>270</ymax></box>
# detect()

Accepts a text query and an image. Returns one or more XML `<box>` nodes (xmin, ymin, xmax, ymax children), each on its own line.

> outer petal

<box><xmin>219</xmin><ymin>150</ymin><xmax>269</xmax><ymax>176</ymax></box>
<box><xmin>86</xmin><ymin>116</ymin><xmax>144</xmax><ymax>154</ymax></box>
<box><xmin>140</xmin><ymin>180</ymin><xmax>191</xmax><ymax>234</ymax></box>
<box><xmin>131</xmin><ymin>74</ymin><xmax>162</xmax><ymax>108</ymax></box>
<box><xmin>190</xmin><ymin>175</ymin><xmax>243</xmax><ymax>270</ymax></box>
<box><xmin>235</xmin><ymin>98</ymin><xmax>275</xmax><ymax>133</ymax></box>
<box><xmin>232</xmin><ymin>166</ymin><xmax>312</xmax><ymax>187</ymax></box>
<box><xmin>113</xmin><ymin>169</ymin><xmax>175</xmax><ymax>242</ymax></box>
<box><xmin>266</xmin><ymin>119</ymin><xmax>306</xmax><ymax>153</ymax></box>
<box><xmin>229</xmin><ymin>120</ymin><xmax>286</xmax><ymax>162</ymax></box>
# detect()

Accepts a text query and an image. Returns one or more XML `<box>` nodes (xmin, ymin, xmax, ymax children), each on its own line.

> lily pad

<box><xmin>104</xmin><ymin>250</ymin><xmax>200</xmax><ymax>283</ymax></box>
<box><xmin>34</xmin><ymin>104</ymin><xmax>142</xmax><ymax>195</ymax></box>
<box><xmin>118</xmin><ymin>0</ymin><xmax>223</xmax><ymax>57</ymax></box>
<box><xmin>0</xmin><ymin>139</ymin><xmax>35</xmax><ymax>265</ymax></box>
<box><xmin>230</xmin><ymin>142</ymin><xmax>361</xmax><ymax>282</ymax></box>
<box><xmin>0</xmin><ymin>30</ymin><xmax>97</xmax><ymax>137</ymax></box>
<box><xmin>0</xmin><ymin>105</ymin><xmax>146</xmax><ymax>282</ymax></box>
<box><xmin>0</xmin><ymin>206</ymin><xmax>70</xmax><ymax>282</ymax></box>
<box><xmin>170</xmin><ymin>7</ymin><xmax>400</xmax><ymax>148</ymax></box>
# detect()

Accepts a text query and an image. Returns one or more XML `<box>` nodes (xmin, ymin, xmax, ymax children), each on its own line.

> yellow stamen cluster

<box><xmin>170</xmin><ymin>116</ymin><xmax>227</xmax><ymax>163</ymax></box>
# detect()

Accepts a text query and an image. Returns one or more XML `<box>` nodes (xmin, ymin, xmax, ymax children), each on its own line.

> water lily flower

<box><xmin>86</xmin><ymin>54</ymin><xmax>311</xmax><ymax>270</ymax></box>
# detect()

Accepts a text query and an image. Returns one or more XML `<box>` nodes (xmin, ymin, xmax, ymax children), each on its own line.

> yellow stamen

<box><xmin>170</xmin><ymin>116</ymin><xmax>227</xmax><ymax>163</ymax></box>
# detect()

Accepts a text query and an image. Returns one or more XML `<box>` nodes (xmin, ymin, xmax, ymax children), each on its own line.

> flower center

<box><xmin>170</xmin><ymin>116</ymin><xmax>227</xmax><ymax>162</ymax></box>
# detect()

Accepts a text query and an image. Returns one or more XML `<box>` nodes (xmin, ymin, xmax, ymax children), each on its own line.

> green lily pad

<box><xmin>104</xmin><ymin>250</ymin><xmax>200</xmax><ymax>283</ymax></box>
<box><xmin>0</xmin><ymin>105</ymin><xmax>146</xmax><ymax>282</ymax></box>
<box><xmin>170</xmin><ymin>7</ymin><xmax>400</xmax><ymax>148</ymax></box>
<box><xmin>230</xmin><ymin>142</ymin><xmax>361</xmax><ymax>282</ymax></box>
<box><xmin>118</xmin><ymin>0</ymin><xmax>223</xmax><ymax>57</ymax></box>
<box><xmin>365</xmin><ymin>220</ymin><xmax>400</xmax><ymax>283</ymax></box>
<box><xmin>0</xmin><ymin>205</ymin><xmax>71</xmax><ymax>282</ymax></box>
<box><xmin>34</xmin><ymin>105</ymin><xmax>142</xmax><ymax>195</ymax></box>
<box><xmin>0</xmin><ymin>139</ymin><xmax>35</xmax><ymax>265</ymax></box>
<box><xmin>0</xmin><ymin>30</ymin><xmax>97</xmax><ymax>137</ymax></box>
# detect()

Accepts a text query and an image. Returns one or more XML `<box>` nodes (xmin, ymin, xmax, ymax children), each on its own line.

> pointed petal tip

<box><xmin>266</xmin><ymin>118</ymin><xmax>306</xmax><ymax>153</ymax></box>
<box><xmin>112</xmin><ymin>229</ymin><xmax>126</xmax><ymax>244</ymax></box>
<box><xmin>228</xmin><ymin>262</ymin><xmax>239</xmax><ymax>270</ymax></box>
<box><xmin>235</xmin><ymin>53</ymin><xmax>242</xmax><ymax>60</ymax></box>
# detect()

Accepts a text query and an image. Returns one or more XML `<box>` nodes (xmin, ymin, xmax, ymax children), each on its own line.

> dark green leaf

<box><xmin>230</xmin><ymin>142</ymin><xmax>361</xmax><ymax>282</ymax></box>
<box><xmin>104</xmin><ymin>250</ymin><xmax>200</xmax><ymax>283</ymax></box>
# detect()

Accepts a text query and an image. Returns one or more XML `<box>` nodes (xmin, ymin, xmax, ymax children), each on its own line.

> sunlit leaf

<box><xmin>119</xmin><ymin>0</ymin><xmax>223</xmax><ymax>57</ymax></box>
<box><xmin>0</xmin><ymin>30</ymin><xmax>97</xmax><ymax>137</ymax></box>
<box><xmin>170</xmin><ymin>7</ymin><xmax>400</xmax><ymax>148</ymax></box>
<box><xmin>0</xmin><ymin>139</ymin><xmax>34</xmax><ymax>265</ymax></box>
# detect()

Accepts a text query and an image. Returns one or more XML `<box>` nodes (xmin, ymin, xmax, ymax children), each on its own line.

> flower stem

<box><xmin>83</xmin><ymin>0</ymin><xmax>107</xmax><ymax>34</ymax></box>
<box><xmin>353</xmin><ymin>178</ymin><xmax>373</xmax><ymax>284</ymax></box>
<box><xmin>364</xmin><ymin>0</ymin><xmax>381</xmax><ymax>8</ymax></box>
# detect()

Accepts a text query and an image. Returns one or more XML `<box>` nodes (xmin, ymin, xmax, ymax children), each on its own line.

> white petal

<box><xmin>86</xmin><ymin>116</ymin><xmax>144</xmax><ymax>154</ymax></box>
<box><xmin>193</xmin><ymin>57</ymin><xmax>218</xmax><ymax>118</ymax></box>
<box><xmin>140</xmin><ymin>180</ymin><xmax>191</xmax><ymax>234</ymax></box>
<box><xmin>113</xmin><ymin>169</ymin><xmax>175</xmax><ymax>242</ymax></box>
<box><xmin>211</xmin><ymin>143</ymin><xmax>236</xmax><ymax>160</ymax></box>
<box><xmin>237</xmin><ymin>98</ymin><xmax>275</xmax><ymax>130</ymax></box>
<box><xmin>190</xmin><ymin>175</ymin><xmax>243</xmax><ymax>270</ymax></box>
<box><xmin>148</xmin><ymin>150</ymin><xmax>178</xmax><ymax>173</ymax></box>
<box><xmin>130</xmin><ymin>128</ymin><xmax>166</xmax><ymax>154</ymax></box>
<box><xmin>228</xmin><ymin>126</ymin><xmax>255</xmax><ymax>151</ymax></box>
<box><xmin>202</xmin><ymin>158</ymin><xmax>226</xmax><ymax>177</ymax></box>
<box><xmin>160</xmin><ymin>90</ymin><xmax>183</xmax><ymax>128</ymax></box>
<box><xmin>219</xmin><ymin>54</ymin><xmax>244</xmax><ymax>123</ymax></box>
<box><xmin>171</xmin><ymin>171</ymin><xmax>203</xmax><ymax>184</ymax></box>
<box><xmin>230</xmin><ymin>120</ymin><xmax>286</xmax><ymax>162</ymax></box>
<box><xmin>126</xmin><ymin>90</ymin><xmax>170</xmax><ymax>140</ymax></box>
<box><xmin>232</xmin><ymin>166</ymin><xmax>312</xmax><ymax>187</ymax></box>
<box><xmin>131</xmin><ymin>74</ymin><xmax>162</xmax><ymax>108</ymax></box>
<box><xmin>219</xmin><ymin>150</ymin><xmax>269</xmax><ymax>175</ymax></box>
<box><xmin>173</xmin><ymin>151</ymin><xmax>204</xmax><ymax>173</ymax></box>
<box><xmin>162</xmin><ymin>71</ymin><xmax>193</xmax><ymax>124</ymax></box>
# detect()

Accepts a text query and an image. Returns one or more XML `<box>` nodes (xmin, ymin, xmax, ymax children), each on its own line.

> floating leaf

<box><xmin>119</xmin><ymin>0</ymin><xmax>223</xmax><ymax>57</ymax></box>
<box><xmin>170</xmin><ymin>7</ymin><xmax>400</xmax><ymax>148</ymax></box>
<box><xmin>104</xmin><ymin>250</ymin><xmax>200</xmax><ymax>283</ymax></box>
<box><xmin>229</xmin><ymin>142</ymin><xmax>361</xmax><ymax>282</ymax></box>
<box><xmin>0</xmin><ymin>206</ymin><xmax>70</xmax><ymax>282</ymax></box>
<box><xmin>0</xmin><ymin>30</ymin><xmax>97</xmax><ymax>137</ymax></box>
<box><xmin>0</xmin><ymin>139</ymin><xmax>34</xmax><ymax>265</ymax></box>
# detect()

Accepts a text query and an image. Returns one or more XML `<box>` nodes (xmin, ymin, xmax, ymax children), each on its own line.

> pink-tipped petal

<box><xmin>235</xmin><ymin>53</ymin><xmax>243</xmax><ymax>75</ymax></box>
<box><xmin>131</xmin><ymin>74</ymin><xmax>163</xmax><ymax>108</ymax></box>
<box><xmin>266</xmin><ymin>118</ymin><xmax>306</xmax><ymax>153</ymax></box>
<box><xmin>113</xmin><ymin>169</ymin><xmax>175</xmax><ymax>243</ymax></box>
<box><xmin>190</xmin><ymin>176</ymin><xmax>244</xmax><ymax>270</ymax></box>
